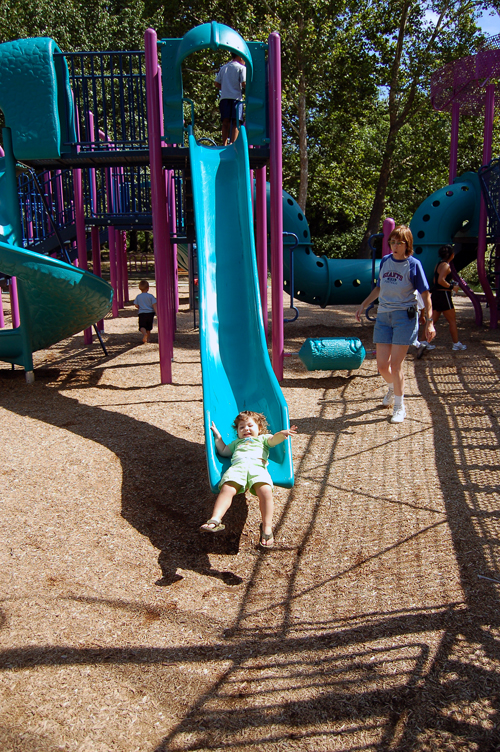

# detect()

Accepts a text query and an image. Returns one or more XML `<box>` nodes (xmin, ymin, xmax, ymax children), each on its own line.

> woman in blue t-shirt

<box><xmin>356</xmin><ymin>226</ymin><xmax>436</xmax><ymax>424</ymax></box>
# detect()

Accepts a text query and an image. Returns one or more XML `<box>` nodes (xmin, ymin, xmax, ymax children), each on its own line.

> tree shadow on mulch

<box><xmin>0</xmin><ymin>367</ymin><xmax>243</xmax><ymax>587</ymax></box>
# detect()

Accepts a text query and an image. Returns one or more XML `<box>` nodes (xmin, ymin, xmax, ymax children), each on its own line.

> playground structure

<box><xmin>2</xmin><ymin>26</ymin><xmax>500</xmax><ymax>479</ymax></box>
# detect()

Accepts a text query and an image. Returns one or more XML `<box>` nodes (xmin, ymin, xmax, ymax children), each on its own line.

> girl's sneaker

<box><xmin>452</xmin><ymin>342</ymin><xmax>467</xmax><ymax>351</ymax></box>
<box><xmin>382</xmin><ymin>388</ymin><xmax>395</xmax><ymax>406</ymax></box>
<box><xmin>391</xmin><ymin>405</ymin><xmax>406</xmax><ymax>423</ymax></box>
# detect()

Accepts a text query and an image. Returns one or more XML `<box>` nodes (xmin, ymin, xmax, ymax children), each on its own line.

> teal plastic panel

<box><xmin>245</xmin><ymin>42</ymin><xmax>268</xmax><ymax>146</ymax></box>
<box><xmin>189</xmin><ymin>126</ymin><xmax>294</xmax><ymax>492</ymax></box>
<box><xmin>0</xmin><ymin>37</ymin><xmax>76</xmax><ymax>160</ymax></box>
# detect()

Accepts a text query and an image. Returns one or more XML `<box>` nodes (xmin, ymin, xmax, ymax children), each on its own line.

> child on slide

<box><xmin>200</xmin><ymin>410</ymin><xmax>297</xmax><ymax>549</ymax></box>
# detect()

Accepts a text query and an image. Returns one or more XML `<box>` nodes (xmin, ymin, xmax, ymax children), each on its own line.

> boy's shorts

<box><xmin>219</xmin><ymin>462</ymin><xmax>273</xmax><ymax>495</ymax></box>
<box><xmin>373</xmin><ymin>309</ymin><xmax>418</xmax><ymax>346</ymax></box>
<box><xmin>219</xmin><ymin>98</ymin><xmax>244</xmax><ymax>123</ymax></box>
<box><xmin>138</xmin><ymin>312</ymin><xmax>155</xmax><ymax>331</ymax></box>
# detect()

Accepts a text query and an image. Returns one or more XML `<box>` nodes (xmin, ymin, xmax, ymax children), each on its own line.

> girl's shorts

<box><xmin>431</xmin><ymin>290</ymin><xmax>454</xmax><ymax>312</ymax></box>
<box><xmin>373</xmin><ymin>309</ymin><xmax>418</xmax><ymax>346</ymax></box>
<box><xmin>219</xmin><ymin>462</ymin><xmax>273</xmax><ymax>495</ymax></box>
<box><xmin>138</xmin><ymin>312</ymin><xmax>155</xmax><ymax>331</ymax></box>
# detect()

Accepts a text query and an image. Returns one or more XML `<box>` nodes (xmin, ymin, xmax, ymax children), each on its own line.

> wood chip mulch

<box><xmin>1</xmin><ymin>286</ymin><xmax>499</xmax><ymax>751</ymax></box>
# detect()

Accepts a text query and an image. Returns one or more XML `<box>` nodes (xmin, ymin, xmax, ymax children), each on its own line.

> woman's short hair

<box><xmin>438</xmin><ymin>244</ymin><xmax>454</xmax><ymax>262</ymax></box>
<box><xmin>388</xmin><ymin>225</ymin><xmax>413</xmax><ymax>257</ymax></box>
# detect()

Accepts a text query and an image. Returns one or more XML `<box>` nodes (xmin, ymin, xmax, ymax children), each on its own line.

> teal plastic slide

<box><xmin>0</xmin><ymin>240</ymin><xmax>113</xmax><ymax>371</ymax></box>
<box><xmin>189</xmin><ymin>126</ymin><xmax>294</xmax><ymax>492</ymax></box>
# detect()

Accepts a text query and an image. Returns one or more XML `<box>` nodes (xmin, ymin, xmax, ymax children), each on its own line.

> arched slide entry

<box><xmin>159</xmin><ymin>21</ymin><xmax>268</xmax><ymax>146</ymax></box>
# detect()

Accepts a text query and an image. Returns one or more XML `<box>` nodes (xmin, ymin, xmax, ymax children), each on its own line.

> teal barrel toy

<box><xmin>298</xmin><ymin>337</ymin><xmax>366</xmax><ymax>371</ymax></box>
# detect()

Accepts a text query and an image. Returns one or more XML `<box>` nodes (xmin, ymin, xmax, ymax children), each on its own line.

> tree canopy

<box><xmin>1</xmin><ymin>0</ymin><xmax>499</xmax><ymax>259</ymax></box>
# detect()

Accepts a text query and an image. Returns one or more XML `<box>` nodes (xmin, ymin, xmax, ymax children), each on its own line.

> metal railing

<box><xmin>57</xmin><ymin>50</ymin><xmax>148</xmax><ymax>151</ymax></box>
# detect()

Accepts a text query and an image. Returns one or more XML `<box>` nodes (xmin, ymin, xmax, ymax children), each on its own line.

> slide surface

<box><xmin>0</xmin><ymin>240</ymin><xmax>113</xmax><ymax>366</ymax></box>
<box><xmin>189</xmin><ymin>127</ymin><xmax>294</xmax><ymax>493</ymax></box>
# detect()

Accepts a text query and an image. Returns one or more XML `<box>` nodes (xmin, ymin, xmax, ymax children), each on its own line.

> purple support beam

<box><xmin>158</xmin><ymin>66</ymin><xmax>177</xmax><ymax>331</ymax></box>
<box><xmin>382</xmin><ymin>218</ymin><xmax>395</xmax><ymax>256</ymax></box>
<box><xmin>10</xmin><ymin>277</ymin><xmax>20</xmax><ymax>329</ymax></box>
<box><xmin>108</xmin><ymin>226</ymin><xmax>119</xmax><ymax>318</ymax></box>
<box><xmin>449</xmin><ymin>102</ymin><xmax>460</xmax><ymax>185</ymax></box>
<box><xmin>168</xmin><ymin>171</ymin><xmax>179</xmax><ymax>321</ymax></box>
<box><xmin>88</xmin><ymin>112</ymin><xmax>104</xmax><ymax>330</ymax></box>
<box><xmin>255</xmin><ymin>165</ymin><xmax>268</xmax><ymax>334</ymax></box>
<box><xmin>73</xmin><ymin>112</ymin><xmax>92</xmax><ymax>344</ymax></box>
<box><xmin>0</xmin><ymin>288</ymin><xmax>4</xmax><ymax>328</ymax></box>
<box><xmin>121</xmin><ymin>231</ymin><xmax>130</xmax><ymax>304</ymax></box>
<box><xmin>145</xmin><ymin>27</ymin><xmax>174</xmax><ymax>383</ymax></box>
<box><xmin>99</xmin><ymin>129</ymin><xmax>119</xmax><ymax>317</ymax></box>
<box><xmin>268</xmin><ymin>31</ymin><xmax>284</xmax><ymax>381</ymax></box>
<box><xmin>477</xmin><ymin>83</ymin><xmax>498</xmax><ymax>328</ymax></box>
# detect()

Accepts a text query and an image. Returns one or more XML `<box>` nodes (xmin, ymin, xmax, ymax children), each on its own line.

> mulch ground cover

<box><xmin>1</xmin><ymin>285</ymin><xmax>499</xmax><ymax>751</ymax></box>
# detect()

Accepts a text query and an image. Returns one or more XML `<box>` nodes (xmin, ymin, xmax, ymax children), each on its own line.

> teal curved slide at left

<box><xmin>0</xmin><ymin>241</ymin><xmax>113</xmax><ymax>370</ymax></box>
<box><xmin>189</xmin><ymin>126</ymin><xmax>294</xmax><ymax>493</ymax></box>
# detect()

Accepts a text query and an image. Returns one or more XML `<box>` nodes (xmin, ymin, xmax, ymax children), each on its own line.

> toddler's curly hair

<box><xmin>232</xmin><ymin>410</ymin><xmax>269</xmax><ymax>434</ymax></box>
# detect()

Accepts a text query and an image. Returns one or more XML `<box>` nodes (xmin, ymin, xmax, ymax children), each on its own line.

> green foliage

<box><xmin>1</xmin><ymin>0</ymin><xmax>499</xmax><ymax>263</ymax></box>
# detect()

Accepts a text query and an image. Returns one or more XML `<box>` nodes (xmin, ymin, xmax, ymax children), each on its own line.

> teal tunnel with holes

<box><xmin>179</xmin><ymin>173</ymin><xmax>481</xmax><ymax>310</ymax></box>
<box><xmin>273</xmin><ymin>172</ymin><xmax>481</xmax><ymax>307</ymax></box>
<box><xmin>409</xmin><ymin>172</ymin><xmax>481</xmax><ymax>279</ymax></box>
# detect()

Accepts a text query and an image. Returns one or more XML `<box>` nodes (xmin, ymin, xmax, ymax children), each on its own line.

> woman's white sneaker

<box><xmin>452</xmin><ymin>342</ymin><xmax>467</xmax><ymax>351</ymax></box>
<box><xmin>383</xmin><ymin>388</ymin><xmax>395</xmax><ymax>406</ymax></box>
<box><xmin>391</xmin><ymin>405</ymin><xmax>406</xmax><ymax>423</ymax></box>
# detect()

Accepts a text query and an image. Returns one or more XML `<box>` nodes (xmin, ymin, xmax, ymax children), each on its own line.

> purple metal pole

<box><xmin>255</xmin><ymin>165</ymin><xmax>268</xmax><ymax>334</ymax></box>
<box><xmin>477</xmin><ymin>84</ymin><xmax>497</xmax><ymax>328</ymax></box>
<box><xmin>10</xmin><ymin>277</ymin><xmax>20</xmax><ymax>329</ymax></box>
<box><xmin>73</xmin><ymin>118</ymin><xmax>92</xmax><ymax>344</ymax></box>
<box><xmin>121</xmin><ymin>231</ymin><xmax>130</xmax><ymax>304</ymax></box>
<box><xmin>158</xmin><ymin>65</ymin><xmax>177</xmax><ymax>334</ymax></box>
<box><xmin>268</xmin><ymin>32</ymin><xmax>284</xmax><ymax>381</ymax></box>
<box><xmin>88</xmin><ymin>112</ymin><xmax>104</xmax><ymax>330</ymax></box>
<box><xmin>0</xmin><ymin>288</ymin><xmax>4</xmax><ymax>328</ymax></box>
<box><xmin>169</xmin><ymin>171</ymin><xmax>179</xmax><ymax>320</ymax></box>
<box><xmin>382</xmin><ymin>217</ymin><xmax>395</xmax><ymax>256</ymax></box>
<box><xmin>145</xmin><ymin>27</ymin><xmax>173</xmax><ymax>383</ymax></box>
<box><xmin>449</xmin><ymin>102</ymin><xmax>460</xmax><ymax>185</ymax></box>
<box><xmin>115</xmin><ymin>169</ymin><xmax>124</xmax><ymax>309</ymax></box>
<box><xmin>99</xmin><ymin>128</ymin><xmax>119</xmax><ymax>318</ymax></box>
<box><xmin>108</xmin><ymin>226</ymin><xmax>119</xmax><ymax>317</ymax></box>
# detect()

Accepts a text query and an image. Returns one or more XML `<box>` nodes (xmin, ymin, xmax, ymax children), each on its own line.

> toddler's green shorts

<box><xmin>219</xmin><ymin>462</ymin><xmax>273</xmax><ymax>495</ymax></box>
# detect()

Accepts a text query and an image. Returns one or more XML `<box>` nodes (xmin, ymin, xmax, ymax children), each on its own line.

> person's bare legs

<box><xmin>442</xmin><ymin>308</ymin><xmax>459</xmax><ymax>343</ymax></box>
<box><xmin>140</xmin><ymin>326</ymin><xmax>148</xmax><ymax>344</ymax></box>
<box><xmin>376</xmin><ymin>343</ymin><xmax>409</xmax><ymax>397</ymax></box>
<box><xmin>254</xmin><ymin>482</ymin><xmax>274</xmax><ymax>546</ymax></box>
<box><xmin>201</xmin><ymin>482</ymin><xmax>239</xmax><ymax>529</ymax></box>
<box><xmin>230</xmin><ymin>122</ymin><xmax>240</xmax><ymax>144</ymax></box>
<box><xmin>221</xmin><ymin>118</ymin><xmax>231</xmax><ymax>146</ymax></box>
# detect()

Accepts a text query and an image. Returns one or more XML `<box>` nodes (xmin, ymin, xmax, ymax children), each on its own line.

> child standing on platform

<box><xmin>134</xmin><ymin>280</ymin><xmax>157</xmax><ymax>344</ymax></box>
<box><xmin>200</xmin><ymin>410</ymin><xmax>297</xmax><ymax>549</ymax></box>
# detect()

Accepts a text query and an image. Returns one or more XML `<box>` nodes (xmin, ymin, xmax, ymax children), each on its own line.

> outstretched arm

<box><xmin>268</xmin><ymin>425</ymin><xmax>298</xmax><ymax>447</ymax></box>
<box><xmin>355</xmin><ymin>286</ymin><xmax>380</xmax><ymax>321</ymax></box>
<box><xmin>210</xmin><ymin>421</ymin><xmax>233</xmax><ymax>457</ymax></box>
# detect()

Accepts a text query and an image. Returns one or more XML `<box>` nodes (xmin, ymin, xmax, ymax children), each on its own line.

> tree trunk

<box><xmin>297</xmin><ymin>71</ymin><xmax>308</xmax><ymax>212</ymax></box>
<box><xmin>358</xmin><ymin>128</ymin><xmax>399</xmax><ymax>258</ymax></box>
